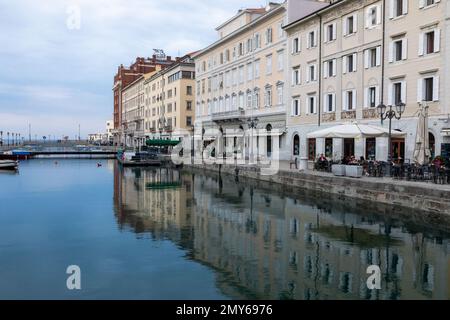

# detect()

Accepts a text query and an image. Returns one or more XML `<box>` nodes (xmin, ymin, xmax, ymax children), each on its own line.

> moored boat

<box><xmin>0</xmin><ymin>160</ymin><xmax>19</xmax><ymax>171</ymax></box>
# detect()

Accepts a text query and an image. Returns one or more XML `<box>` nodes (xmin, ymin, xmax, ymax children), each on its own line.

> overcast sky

<box><xmin>0</xmin><ymin>0</ymin><xmax>269</xmax><ymax>139</ymax></box>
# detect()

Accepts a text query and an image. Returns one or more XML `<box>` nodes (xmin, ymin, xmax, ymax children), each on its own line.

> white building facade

<box><xmin>284</xmin><ymin>0</ymin><xmax>450</xmax><ymax>165</ymax></box>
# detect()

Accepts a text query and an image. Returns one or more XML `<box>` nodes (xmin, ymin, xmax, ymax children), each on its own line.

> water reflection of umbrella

<box><xmin>413</xmin><ymin>103</ymin><xmax>431</xmax><ymax>165</ymax></box>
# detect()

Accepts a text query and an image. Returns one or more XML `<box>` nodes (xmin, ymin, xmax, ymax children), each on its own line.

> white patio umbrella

<box><xmin>307</xmin><ymin>123</ymin><xmax>406</xmax><ymax>139</ymax></box>
<box><xmin>413</xmin><ymin>105</ymin><xmax>431</xmax><ymax>165</ymax></box>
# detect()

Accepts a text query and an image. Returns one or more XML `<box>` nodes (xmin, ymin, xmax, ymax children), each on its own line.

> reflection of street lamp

<box><xmin>190</xmin><ymin>124</ymin><xmax>195</xmax><ymax>164</ymax></box>
<box><xmin>247</xmin><ymin>117</ymin><xmax>259</xmax><ymax>164</ymax></box>
<box><xmin>246</xmin><ymin>187</ymin><xmax>257</xmax><ymax>234</ymax></box>
<box><xmin>377</xmin><ymin>102</ymin><xmax>405</xmax><ymax>174</ymax></box>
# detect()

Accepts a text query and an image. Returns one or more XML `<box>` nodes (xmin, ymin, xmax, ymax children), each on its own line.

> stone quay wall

<box><xmin>185</xmin><ymin>163</ymin><xmax>450</xmax><ymax>215</ymax></box>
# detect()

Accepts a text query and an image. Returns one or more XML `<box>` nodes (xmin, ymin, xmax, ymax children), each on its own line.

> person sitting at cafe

<box><xmin>316</xmin><ymin>154</ymin><xmax>328</xmax><ymax>171</ymax></box>
<box><xmin>348</xmin><ymin>156</ymin><xmax>359</xmax><ymax>165</ymax></box>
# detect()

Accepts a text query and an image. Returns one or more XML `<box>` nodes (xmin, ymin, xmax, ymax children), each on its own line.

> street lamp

<box><xmin>377</xmin><ymin>101</ymin><xmax>406</xmax><ymax>174</ymax></box>
<box><xmin>247</xmin><ymin>117</ymin><xmax>259</xmax><ymax>164</ymax></box>
<box><xmin>7</xmin><ymin>132</ymin><xmax>9</xmax><ymax>146</ymax></box>
<box><xmin>0</xmin><ymin>131</ymin><xmax>2</xmax><ymax>146</ymax></box>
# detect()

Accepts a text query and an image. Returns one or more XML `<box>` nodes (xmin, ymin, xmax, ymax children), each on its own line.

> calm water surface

<box><xmin>0</xmin><ymin>159</ymin><xmax>449</xmax><ymax>300</ymax></box>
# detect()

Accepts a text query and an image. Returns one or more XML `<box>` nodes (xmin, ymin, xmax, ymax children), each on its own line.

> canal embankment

<box><xmin>184</xmin><ymin>163</ymin><xmax>450</xmax><ymax>216</ymax></box>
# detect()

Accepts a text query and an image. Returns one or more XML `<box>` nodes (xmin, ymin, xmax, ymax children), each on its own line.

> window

<box><xmin>292</xmin><ymin>37</ymin><xmax>300</xmax><ymax>53</ymax></box>
<box><xmin>292</xmin><ymin>67</ymin><xmax>300</xmax><ymax>85</ymax></box>
<box><xmin>264</xmin><ymin>87</ymin><xmax>272</xmax><ymax>107</ymax></box>
<box><xmin>366</xmin><ymin>86</ymin><xmax>378</xmax><ymax>108</ymax></box>
<box><xmin>325</xmin><ymin>23</ymin><xmax>337</xmax><ymax>42</ymax></box>
<box><xmin>186</xmin><ymin>116</ymin><xmax>192</xmax><ymax>127</ymax></box>
<box><xmin>390</xmin><ymin>38</ymin><xmax>407</xmax><ymax>62</ymax></box>
<box><xmin>246</xmin><ymin>39</ymin><xmax>252</xmax><ymax>54</ymax></box>
<box><xmin>366</xmin><ymin>5</ymin><xmax>381</xmax><ymax>28</ymax></box>
<box><xmin>324</xmin><ymin>93</ymin><xmax>335</xmax><ymax>112</ymax></box>
<box><xmin>325</xmin><ymin>138</ymin><xmax>333</xmax><ymax>158</ymax></box>
<box><xmin>343</xmin><ymin>89</ymin><xmax>357</xmax><ymax>110</ymax></box>
<box><xmin>420</xmin><ymin>0</ymin><xmax>437</xmax><ymax>8</ymax></box>
<box><xmin>323</xmin><ymin>59</ymin><xmax>336</xmax><ymax>78</ymax></box>
<box><xmin>308</xmin><ymin>30</ymin><xmax>317</xmax><ymax>48</ymax></box>
<box><xmin>266</xmin><ymin>55</ymin><xmax>272</xmax><ymax>75</ymax></box>
<box><xmin>390</xmin><ymin>0</ymin><xmax>408</xmax><ymax>18</ymax></box>
<box><xmin>187</xmin><ymin>101</ymin><xmax>192</xmax><ymax>111</ymax></box>
<box><xmin>293</xmin><ymin>135</ymin><xmax>300</xmax><ymax>155</ymax></box>
<box><xmin>254</xmin><ymin>33</ymin><xmax>261</xmax><ymax>49</ymax></box>
<box><xmin>277</xmin><ymin>85</ymin><xmax>284</xmax><ymax>105</ymax></box>
<box><xmin>292</xmin><ymin>97</ymin><xmax>300</xmax><ymax>116</ymax></box>
<box><xmin>308</xmin><ymin>139</ymin><xmax>316</xmax><ymax>161</ymax></box>
<box><xmin>366</xmin><ymin>138</ymin><xmax>376</xmax><ymax>160</ymax></box>
<box><xmin>239</xmin><ymin>93</ymin><xmax>244</xmax><ymax>109</ymax></box>
<box><xmin>418</xmin><ymin>76</ymin><xmax>439</xmax><ymax>102</ymax></box>
<box><xmin>365</xmin><ymin>46</ymin><xmax>381</xmax><ymax>68</ymax></box>
<box><xmin>186</xmin><ymin>86</ymin><xmax>192</xmax><ymax>95</ymax></box>
<box><xmin>307</xmin><ymin>95</ymin><xmax>317</xmax><ymax>114</ymax></box>
<box><xmin>420</xmin><ymin>29</ymin><xmax>440</xmax><ymax>56</ymax></box>
<box><xmin>343</xmin><ymin>53</ymin><xmax>357</xmax><ymax>73</ymax></box>
<box><xmin>266</xmin><ymin>27</ymin><xmax>273</xmax><ymax>44</ymax></box>
<box><xmin>389</xmin><ymin>81</ymin><xmax>405</xmax><ymax>105</ymax></box>
<box><xmin>344</xmin><ymin>14</ymin><xmax>357</xmax><ymax>36</ymax></box>
<box><xmin>255</xmin><ymin>60</ymin><xmax>260</xmax><ymax>78</ymax></box>
<box><xmin>239</xmin><ymin>66</ymin><xmax>244</xmax><ymax>84</ymax></box>
<box><xmin>307</xmin><ymin>64</ymin><xmax>317</xmax><ymax>82</ymax></box>
<box><xmin>277</xmin><ymin>51</ymin><xmax>284</xmax><ymax>71</ymax></box>
<box><xmin>247</xmin><ymin>92</ymin><xmax>252</xmax><ymax>109</ymax></box>
<box><xmin>253</xmin><ymin>90</ymin><xmax>260</xmax><ymax>108</ymax></box>
<box><xmin>278</xmin><ymin>21</ymin><xmax>284</xmax><ymax>39</ymax></box>
<box><xmin>247</xmin><ymin>63</ymin><xmax>253</xmax><ymax>81</ymax></box>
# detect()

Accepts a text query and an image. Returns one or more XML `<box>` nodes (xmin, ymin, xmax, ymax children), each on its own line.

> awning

<box><xmin>146</xmin><ymin>139</ymin><xmax>181</xmax><ymax>147</ymax></box>
<box><xmin>307</xmin><ymin>123</ymin><xmax>406</xmax><ymax>139</ymax></box>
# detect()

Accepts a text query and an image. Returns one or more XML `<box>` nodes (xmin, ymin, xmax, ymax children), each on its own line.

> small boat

<box><xmin>0</xmin><ymin>160</ymin><xmax>19</xmax><ymax>171</ymax></box>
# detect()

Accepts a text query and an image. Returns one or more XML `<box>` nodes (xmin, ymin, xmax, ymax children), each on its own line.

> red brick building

<box><xmin>113</xmin><ymin>54</ymin><xmax>177</xmax><ymax>145</ymax></box>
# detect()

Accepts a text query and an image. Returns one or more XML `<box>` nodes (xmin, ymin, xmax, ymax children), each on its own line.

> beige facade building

<box><xmin>122</xmin><ymin>70</ymin><xmax>159</xmax><ymax>148</ymax></box>
<box><xmin>121</xmin><ymin>55</ymin><xmax>196</xmax><ymax>148</ymax></box>
<box><xmin>194</xmin><ymin>2</ymin><xmax>290</xmax><ymax>161</ymax></box>
<box><xmin>284</xmin><ymin>0</ymin><xmax>450</xmax><ymax>164</ymax></box>
<box><xmin>144</xmin><ymin>55</ymin><xmax>196</xmax><ymax>142</ymax></box>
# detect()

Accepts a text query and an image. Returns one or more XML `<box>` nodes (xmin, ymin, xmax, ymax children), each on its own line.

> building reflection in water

<box><xmin>113</xmin><ymin>162</ymin><xmax>450</xmax><ymax>300</ymax></box>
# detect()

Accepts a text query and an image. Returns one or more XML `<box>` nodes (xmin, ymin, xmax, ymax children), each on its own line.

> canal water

<box><xmin>0</xmin><ymin>159</ymin><xmax>449</xmax><ymax>300</ymax></box>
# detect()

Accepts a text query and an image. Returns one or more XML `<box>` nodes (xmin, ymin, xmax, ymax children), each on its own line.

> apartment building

<box><xmin>112</xmin><ymin>53</ymin><xmax>178</xmax><ymax>146</ymax></box>
<box><xmin>143</xmin><ymin>55</ymin><xmax>196</xmax><ymax>142</ymax></box>
<box><xmin>194</xmin><ymin>2</ymin><xmax>289</xmax><ymax>161</ymax></box>
<box><xmin>284</xmin><ymin>0</ymin><xmax>450</xmax><ymax>164</ymax></box>
<box><xmin>122</xmin><ymin>70</ymin><xmax>159</xmax><ymax>148</ymax></box>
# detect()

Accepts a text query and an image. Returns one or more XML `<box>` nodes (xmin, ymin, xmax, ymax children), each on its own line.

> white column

<box><xmin>333</xmin><ymin>138</ymin><xmax>344</xmax><ymax>161</ymax></box>
<box><xmin>355</xmin><ymin>137</ymin><xmax>365</xmax><ymax>159</ymax></box>
<box><xmin>376</xmin><ymin>137</ymin><xmax>388</xmax><ymax>161</ymax></box>
<box><xmin>316</xmin><ymin>138</ymin><xmax>325</xmax><ymax>156</ymax></box>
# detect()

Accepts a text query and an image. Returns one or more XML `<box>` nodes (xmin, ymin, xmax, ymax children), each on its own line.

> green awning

<box><xmin>146</xmin><ymin>182</ymin><xmax>182</xmax><ymax>190</ymax></box>
<box><xmin>146</xmin><ymin>139</ymin><xmax>181</xmax><ymax>147</ymax></box>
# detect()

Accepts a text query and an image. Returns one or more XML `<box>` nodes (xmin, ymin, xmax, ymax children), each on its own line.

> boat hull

<box><xmin>0</xmin><ymin>160</ymin><xmax>19</xmax><ymax>171</ymax></box>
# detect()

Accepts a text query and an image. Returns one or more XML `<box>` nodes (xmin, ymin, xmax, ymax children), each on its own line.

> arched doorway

<box><xmin>429</xmin><ymin>132</ymin><xmax>435</xmax><ymax>159</ymax></box>
<box><xmin>266</xmin><ymin>124</ymin><xmax>272</xmax><ymax>157</ymax></box>
<box><xmin>293</xmin><ymin>134</ymin><xmax>300</xmax><ymax>156</ymax></box>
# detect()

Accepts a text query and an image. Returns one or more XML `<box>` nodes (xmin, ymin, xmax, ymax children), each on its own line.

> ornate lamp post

<box><xmin>0</xmin><ymin>131</ymin><xmax>3</xmax><ymax>146</ymax></box>
<box><xmin>7</xmin><ymin>132</ymin><xmax>9</xmax><ymax>146</ymax></box>
<box><xmin>247</xmin><ymin>117</ymin><xmax>259</xmax><ymax>164</ymax></box>
<box><xmin>377</xmin><ymin>101</ymin><xmax>406</xmax><ymax>175</ymax></box>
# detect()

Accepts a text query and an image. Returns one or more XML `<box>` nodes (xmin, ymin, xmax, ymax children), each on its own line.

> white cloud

<box><xmin>0</xmin><ymin>0</ymin><xmax>270</xmax><ymax>137</ymax></box>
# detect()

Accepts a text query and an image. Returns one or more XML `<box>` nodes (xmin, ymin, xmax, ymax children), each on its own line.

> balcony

<box><xmin>211</xmin><ymin>109</ymin><xmax>245</xmax><ymax>123</ymax></box>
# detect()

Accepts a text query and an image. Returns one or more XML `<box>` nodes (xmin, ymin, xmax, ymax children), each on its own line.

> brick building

<box><xmin>112</xmin><ymin>53</ymin><xmax>178</xmax><ymax>145</ymax></box>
